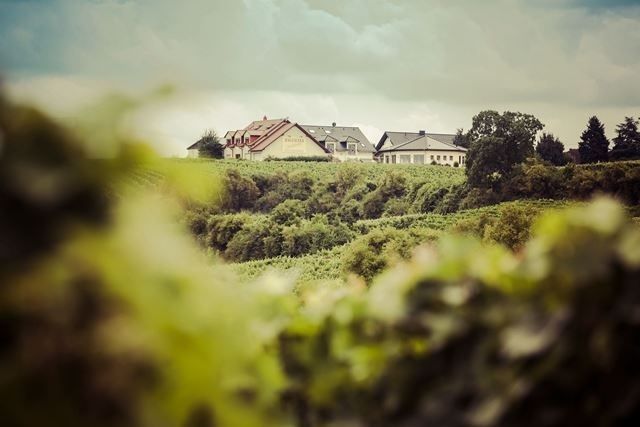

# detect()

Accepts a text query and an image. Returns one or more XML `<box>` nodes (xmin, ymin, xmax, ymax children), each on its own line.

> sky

<box><xmin>1</xmin><ymin>0</ymin><xmax>639</xmax><ymax>156</ymax></box>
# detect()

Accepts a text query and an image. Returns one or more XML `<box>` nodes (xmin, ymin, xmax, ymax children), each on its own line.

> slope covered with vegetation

<box><xmin>3</xmin><ymin>96</ymin><xmax>640</xmax><ymax>427</ymax></box>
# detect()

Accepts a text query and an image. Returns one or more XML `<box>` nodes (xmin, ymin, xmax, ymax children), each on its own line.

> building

<box><xmin>186</xmin><ymin>140</ymin><xmax>202</xmax><ymax>158</ymax></box>
<box><xmin>223</xmin><ymin>117</ymin><xmax>329</xmax><ymax>161</ymax></box>
<box><xmin>376</xmin><ymin>131</ymin><xmax>467</xmax><ymax>166</ymax></box>
<box><xmin>300</xmin><ymin>123</ymin><xmax>376</xmax><ymax>162</ymax></box>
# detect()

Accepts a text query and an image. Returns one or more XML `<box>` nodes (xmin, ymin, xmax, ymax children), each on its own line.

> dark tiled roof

<box><xmin>378</xmin><ymin>134</ymin><xmax>467</xmax><ymax>153</ymax></box>
<box><xmin>376</xmin><ymin>131</ymin><xmax>460</xmax><ymax>151</ymax></box>
<box><xmin>301</xmin><ymin>125</ymin><xmax>376</xmax><ymax>153</ymax></box>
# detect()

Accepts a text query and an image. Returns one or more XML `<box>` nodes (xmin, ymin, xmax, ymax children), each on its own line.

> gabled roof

<box><xmin>249</xmin><ymin>121</ymin><xmax>329</xmax><ymax>153</ymax></box>
<box><xmin>187</xmin><ymin>139</ymin><xmax>203</xmax><ymax>150</ymax></box>
<box><xmin>376</xmin><ymin>131</ymin><xmax>461</xmax><ymax>151</ymax></box>
<box><xmin>377</xmin><ymin>132</ymin><xmax>466</xmax><ymax>153</ymax></box>
<box><xmin>244</xmin><ymin>118</ymin><xmax>287</xmax><ymax>132</ymax></box>
<box><xmin>301</xmin><ymin>125</ymin><xmax>376</xmax><ymax>153</ymax></box>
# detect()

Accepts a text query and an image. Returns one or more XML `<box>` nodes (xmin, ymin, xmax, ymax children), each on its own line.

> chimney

<box><xmin>263</xmin><ymin>115</ymin><xmax>268</xmax><ymax>121</ymax></box>
<box><xmin>332</xmin><ymin>122</ymin><xmax>336</xmax><ymax>127</ymax></box>
<box><xmin>419</xmin><ymin>130</ymin><xmax>426</xmax><ymax>136</ymax></box>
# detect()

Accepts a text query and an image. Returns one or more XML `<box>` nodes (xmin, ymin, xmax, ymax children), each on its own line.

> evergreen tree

<box><xmin>578</xmin><ymin>116</ymin><xmax>609</xmax><ymax>163</ymax></box>
<box><xmin>610</xmin><ymin>116</ymin><xmax>640</xmax><ymax>161</ymax></box>
<box><xmin>197</xmin><ymin>130</ymin><xmax>224</xmax><ymax>159</ymax></box>
<box><xmin>536</xmin><ymin>133</ymin><xmax>566</xmax><ymax>166</ymax></box>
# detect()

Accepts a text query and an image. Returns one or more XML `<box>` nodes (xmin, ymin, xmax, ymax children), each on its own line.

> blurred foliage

<box><xmin>2</xmin><ymin>93</ymin><xmax>640</xmax><ymax>427</ymax></box>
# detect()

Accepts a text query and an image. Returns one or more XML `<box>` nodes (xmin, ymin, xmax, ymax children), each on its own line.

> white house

<box><xmin>376</xmin><ymin>131</ymin><xmax>467</xmax><ymax>166</ymax></box>
<box><xmin>301</xmin><ymin>124</ymin><xmax>376</xmax><ymax>162</ymax></box>
<box><xmin>223</xmin><ymin>118</ymin><xmax>329</xmax><ymax>161</ymax></box>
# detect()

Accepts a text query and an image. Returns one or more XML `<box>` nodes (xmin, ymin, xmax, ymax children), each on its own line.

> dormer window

<box><xmin>347</xmin><ymin>142</ymin><xmax>357</xmax><ymax>155</ymax></box>
<box><xmin>326</xmin><ymin>142</ymin><xmax>337</xmax><ymax>153</ymax></box>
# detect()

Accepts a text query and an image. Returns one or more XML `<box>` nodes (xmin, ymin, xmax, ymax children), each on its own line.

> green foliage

<box><xmin>466</xmin><ymin>111</ymin><xmax>544</xmax><ymax>189</ymax></box>
<box><xmin>361</xmin><ymin>170</ymin><xmax>408</xmax><ymax>219</ymax></box>
<box><xmin>611</xmin><ymin>116</ymin><xmax>640</xmax><ymax>161</ymax></box>
<box><xmin>536</xmin><ymin>132</ymin><xmax>566</xmax><ymax>166</ymax></box>
<box><xmin>206</xmin><ymin>212</ymin><xmax>256</xmax><ymax>252</ymax></box>
<box><xmin>271</xmin><ymin>199</ymin><xmax>308</xmax><ymax>225</ymax></box>
<box><xmin>341</xmin><ymin>228</ymin><xmax>440</xmax><ymax>283</ymax></box>
<box><xmin>196</xmin><ymin>130</ymin><xmax>224</xmax><ymax>159</ymax></box>
<box><xmin>220</xmin><ymin>169</ymin><xmax>260</xmax><ymax>212</ymax></box>
<box><xmin>4</xmin><ymin>96</ymin><xmax>640</xmax><ymax>427</ymax></box>
<box><xmin>453</xmin><ymin>127</ymin><xmax>469</xmax><ymax>148</ymax></box>
<box><xmin>578</xmin><ymin>116</ymin><xmax>609</xmax><ymax>163</ymax></box>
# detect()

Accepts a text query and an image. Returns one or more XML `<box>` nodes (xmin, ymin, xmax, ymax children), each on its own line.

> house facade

<box><xmin>300</xmin><ymin>124</ymin><xmax>376</xmax><ymax>162</ymax></box>
<box><xmin>376</xmin><ymin>131</ymin><xmax>467</xmax><ymax>166</ymax></box>
<box><xmin>223</xmin><ymin>117</ymin><xmax>329</xmax><ymax>161</ymax></box>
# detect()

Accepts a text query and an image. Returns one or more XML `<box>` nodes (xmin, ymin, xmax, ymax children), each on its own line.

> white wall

<box><xmin>381</xmin><ymin>150</ymin><xmax>466</xmax><ymax>166</ymax></box>
<box><xmin>187</xmin><ymin>149</ymin><xmax>200</xmax><ymax>158</ymax></box>
<box><xmin>256</xmin><ymin>126</ymin><xmax>328</xmax><ymax>160</ymax></box>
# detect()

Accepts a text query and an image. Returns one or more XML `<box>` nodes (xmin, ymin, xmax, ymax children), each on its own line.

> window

<box><xmin>385</xmin><ymin>155</ymin><xmax>390</xmax><ymax>164</ymax></box>
<box><xmin>430</xmin><ymin>155</ymin><xmax>434</xmax><ymax>160</ymax></box>
<box><xmin>400</xmin><ymin>155</ymin><xmax>411</xmax><ymax>164</ymax></box>
<box><xmin>347</xmin><ymin>143</ymin><xmax>357</xmax><ymax>155</ymax></box>
<box><xmin>437</xmin><ymin>155</ymin><xmax>441</xmax><ymax>161</ymax></box>
<box><xmin>414</xmin><ymin>155</ymin><xmax>425</xmax><ymax>164</ymax></box>
<box><xmin>326</xmin><ymin>142</ymin><xmax>336</xmax><ymax>153</ymax></box>
<box><xmin>324</xmin><ymin>130</ymin><xmax>331</xmax><ymax>134</ymax></box>
<box><xmin>391</xmin><ymin>155</ymin><xmax>397</xmax><ymax>164</ymax></box>
<box><xmin>235</xmin><ymin>154</ymin><xmax>241</xmax><ymax>159</ymax></box>
<box><xmin>309</xmin><ymin>129</ymin><xmax>316</xmax><ymax>133</ymax></box>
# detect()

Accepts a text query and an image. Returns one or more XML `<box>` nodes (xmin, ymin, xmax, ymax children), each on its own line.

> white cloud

<box><xmin>2</xmin><ymin>0</ymin><xmax>639</xmax><ymax>156</ymax></box>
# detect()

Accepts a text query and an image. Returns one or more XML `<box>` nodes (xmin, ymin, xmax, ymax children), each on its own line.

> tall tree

<box><xmin>578</xmin><ymin>116</ymin><xmax>609</xmax><ymax>163</ymax></box>
<box><xmin>465</xmin><ymin>110</ymin><xmax>544</xmax><ymax>188</ymax></box>
<box><xmin>466</xmin><ymin>136</ymin><xmax>511</xmax><ymax>189</ymax></box>
<box><xmin>453</xmin><ymin>128</ymin><xmax>469</xmax><ymax>148</ymax></box>
<box><xmin>197</xmin><ymin>129</ymin><xmax>224</xmax><ymax>159</ymax></box>
<box><xmin>610</xmin><ymin>116</ymin><xmax>640</xmax><ymax>161</ymax></box>
<box><xmin>536</xmin><ymin>133</ymin><xmax>566</xmax><ymax>166</ymax></box>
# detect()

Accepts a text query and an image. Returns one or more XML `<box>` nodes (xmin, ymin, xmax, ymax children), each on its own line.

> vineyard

<box><xmin>134</xmin><ymin>158</ymin><xmax>467</xmax><ymax>189</ymax></box>
<box><xmin>4</xmin><ymin>99</ymin><xmax>640</xmax><ymax>427</ymax></box>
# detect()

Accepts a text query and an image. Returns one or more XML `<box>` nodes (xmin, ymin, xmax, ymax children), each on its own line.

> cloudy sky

<box><xmin>1</xmin><ymin>0</ymin><xmax>639</xmax><ymax>155</ymax></box>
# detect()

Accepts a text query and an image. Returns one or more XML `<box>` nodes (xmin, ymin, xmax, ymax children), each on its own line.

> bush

<box><xmin>341</xmin><ymin>227</ymin><xmax>439</xmax><ymax>283</ymax></box>
<box><xmin>271</xmin><ymin>199</ymin><xmax>307</xmax><ymax>225</ymax></box>
<box><xmin>220</xmin><ymin>169</ymin><xmax>260</xmax><ymax>212</ymax></box>
<box><xmin>281</xmin><ymin>216</ymin><xmax>353</xmax><ymax>257</ymax></box>
<box><xmin>382</xmin><ymin>198</ymin><xmax>411</xmax><ymax>217</ymax></box>
<box><xmin>206</xmin><ymin>213</ymin><xmax>254</xmax><ymax>252</ymax></box>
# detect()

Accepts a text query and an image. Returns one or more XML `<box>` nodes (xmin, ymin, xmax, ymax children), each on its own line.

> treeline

<box><xmin>441</xmin><ymin>111</ymin><xmax>640</xmax><ymax>211</ymax></box>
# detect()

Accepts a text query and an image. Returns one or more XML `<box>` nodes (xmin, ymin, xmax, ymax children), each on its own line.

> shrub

<box><xmin>341</xmin><ymin>228</ymin><xmax>439</xmax><ymax>283</ymax></box>
<box><xmin>383</xmin><ymin>198</ymin><xmax>411</xmax><ymax>217</ymax></box>
<box><xmin>220</xmin><ymin>169</ymin><xmax>260</xmax><ymax>212</ymax></box>
<box><xmin>206</xmin><ymin>213</ymin><xmax>254</xmax><ymax>252</ymax></box>
<box><xmin>271</xmin><ymin>199</ymin><xmax>307</xmax><ymax>225</ymax></box>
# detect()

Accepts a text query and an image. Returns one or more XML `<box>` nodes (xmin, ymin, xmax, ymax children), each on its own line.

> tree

<box><xmin>465</xmin><ymin>111</ymin><xmax>544</xmax><ymax>188</ymax></box>
<box><xmin>578</xmin><ymin>116</ymin><xmax>609</xmax><ymax>163</ymax></box>
<box><xmin>453</xmin><ymin>128</ymin><xmax>469</xmax><ymax>148</ymax></box>
<box><xmin>197</xmin><ymin>129</ymin><xmax>224</xmax><ymax>159</ymax></box>
<box><xmin>536</xmin><ymin>133</ymin><xmax>566</xmax><ymax>166</ymax></box>
<box><xmin>465</xmin><ymin>136</ymin><xmax>510</xmax><ymax>189</ymax></box>
<box><xmin>610</xmin><ymin>117</ymin><xmax>640</xmax><ymax>161</ymax></box>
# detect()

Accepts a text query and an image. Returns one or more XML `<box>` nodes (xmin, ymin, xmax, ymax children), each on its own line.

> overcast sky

<box><xmin>1</xmin><ymin>0</ymin><xmax>639</xmax><ymax>155</ymax></box>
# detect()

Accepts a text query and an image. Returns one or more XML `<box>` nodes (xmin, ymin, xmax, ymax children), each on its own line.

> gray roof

<box><xmin>376</xmin><ymin>131</ymin><xmax>463</xmax><ymax>152</ymax></box>
<box><xmin>301</xmin><ymin>125</ymin><xmax>376</xmax><ymax>153</ymax></box>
